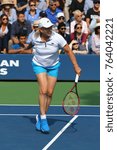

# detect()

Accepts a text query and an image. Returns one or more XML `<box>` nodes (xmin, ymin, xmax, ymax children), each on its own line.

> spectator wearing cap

<box><xmin>54</xmin><ymin>11</ymin><xmax>69</xmax><ymax>34</ymax></box>
<box><xmin>45</xmin><ymin>0</ymin><xmax>62</xmax><ymax>24</ymax></box>
<box><xmin>39</xmin><ymin>10</ymin><xmax>47</xmax><ymax>19</ymax></box>
<box><xmin>25</xmin><ymin>0</ymin><xmax>41</xmax><ymax>25</ymax></box>
<box><xmin>53</xmin><ymin>11</ymin><xmax>64</xmax><ymax>32</ymax></box>
<box><xmin>0</xmin><ymin>0</ymin><xmax>17</xmax><ymax>24</ymax></box>
<box><xmin>27</xmin><ymin>19</ymin><xmax>40</xmax><ymax>44</ymax></box>
<box><xmin>85</xmin><ymin>0</ymin><xmax>100</xmax><ymax>33</ymax></box>
<box><xmin>10</xmin><ymin>11</ymin><xmax>32</xmax><ymax>47</ymax></box>
<box><xmin>69</xmin><ymin>39</ymin><xmax>88</xmax><ymax>55</ymax></box>
<box><xmin>56</xmin><ymin>12</ymin><xmax>65</xmax><ymax>24</ymax></box>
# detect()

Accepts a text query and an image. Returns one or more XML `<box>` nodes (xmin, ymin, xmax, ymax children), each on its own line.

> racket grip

<box><xmin>75</xmin><ymin>74</ymin><xmax>79</xmax><ymax>83</ymax></box>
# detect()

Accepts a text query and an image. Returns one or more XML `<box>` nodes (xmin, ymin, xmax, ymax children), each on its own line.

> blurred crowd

<box><xmin>0</xmin><ymin>0</ymin><xmax>100</xmax><ymax>55</ymax></box>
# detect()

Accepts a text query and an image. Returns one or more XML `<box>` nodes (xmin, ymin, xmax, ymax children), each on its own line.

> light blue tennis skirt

<box><xmin>32</xmin><ymin>62</ymin><xmax>61</xmax><ymax>78</ymax></box>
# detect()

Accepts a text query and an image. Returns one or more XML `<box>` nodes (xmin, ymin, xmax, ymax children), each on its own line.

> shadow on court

<box><xmin>0</xmin><ymin>106</ymin><xmax>100</xmax><ymax>150</ymax></box>
<box><xmin>23</xmin><ymin>116</ymin><xmax>77</xmax><ymax>129</ymax></box>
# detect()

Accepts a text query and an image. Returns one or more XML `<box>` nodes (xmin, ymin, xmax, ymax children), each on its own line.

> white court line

<box><xmin>0</xmin><ymin>113</ymin><xmax>99</xmax><ymax>149</ymax></box>
<box><xmin>0</xmin><ymin>104</ymin><xmax>100</xmax><ymax>107</ymax></box>
<box><xmin>42</xmin><ymin>115</ymin><xmax>78</xmax><ymax>150</ymax></box>
<box><xmin>0</xmin><ymin>114</ymin><xmax>100</xmax><ymax>117</ymax></box>
<box><xmin>0</xmin><ymin>114</ymin><xmax>69</xmax><ymax>117</ymax></box>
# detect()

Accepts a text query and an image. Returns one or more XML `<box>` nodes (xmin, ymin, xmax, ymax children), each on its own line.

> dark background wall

<box><xmin>0</xmin><ymin>54</ymin><xmax>100</xmax><ymax>81</ymax></box>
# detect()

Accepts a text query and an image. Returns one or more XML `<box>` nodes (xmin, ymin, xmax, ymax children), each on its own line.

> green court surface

<box><xmin>0</xmin><ymin>82</ymin><xmax>100</xmax><ymax>105</ymax></box>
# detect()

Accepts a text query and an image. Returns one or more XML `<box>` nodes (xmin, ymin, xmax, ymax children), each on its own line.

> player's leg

<box><xmin>36</xmin><ymin>73</ymin><xmax>48</xmax><ymax>115</ymax></box>
<box><xmin>46</xmin><ymin>75</ymin><xmax>57</xmax><ymax>113</ymax></box>
<box><xmin>36</xmin><ymin>73</ymin><xmax>50</xmax><ymax>133</ymax></box>
<box><xmin>45</xmin><ymin>63</ymin><xmax>60</xmax><ymax>112</ymax></box>
<box><xmin>32</xmin><ymin>62</ymin><xmax>48</xmax><ymax>115</ymax></box>
<box><xmin>32</xmin><ymin>62</ymin><xmax>50</xmax><ymax>132</ymax></box>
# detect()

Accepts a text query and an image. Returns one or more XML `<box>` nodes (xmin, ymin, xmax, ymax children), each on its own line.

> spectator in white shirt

<box><xmin>70</xmin><ymin>9</ymin><xmax>88</xmax><ymax>35</ymax></box>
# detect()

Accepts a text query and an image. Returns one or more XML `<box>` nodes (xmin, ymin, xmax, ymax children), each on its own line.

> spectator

<box><xmin>58</xmin><ymin>22</ymin><xmax>70</xmax><ymax>44</ymax></box>
<box><xmin>57</xmin><ymin>22</ymin><xmax>70</xmax><ymax>54</ymax></box>
<box><xmin>45</xmin><ymin>0</ymin><xmax>62</xmax><ymax>24</ymax></box>
<box><xmin>64</xmin><ymin>0</ymin><xmax>72</xmax><ymax>22</ymax></box>
<box><xmin>39</xmin><ymin>10</ymin><xmax>47</xmax><ymax>19</ymax></box>
<box><xmin>56</xmin><ymin>0</ymin><xmax>65</xmax><ymax>11</ymax></box>
<box><xmin>25</xmin><ymin>12</ymin><xmax>47</xmax><ymax>46</ymax></box>
<box><xmin>15</xmin><ymin>0</ymin><xmax>28</xmax><ymax>14</ymax></box>
<box><xmin>85</xmin><ymin>0</ymin><xmax>100</xmax><ymax>33</ymax></box>
<box><xmin>90</xmin><ymin>22</ymin><xmax>100</xmax><ymax>55</ymax></box>
<box><xmin>69</xmin><ymin>39</ymin><xmax>88</xmax><ymax>54</ymax></box>
<box><xmin>53</xmin><ymin>11</ymin><xmax>69</xmax><ymax>33</ymax></box>
<box><xmin>0</xmin><ymin>0</ymin><xmax>17</xmax><ymax>24</ymax></box>
<box><xmin>25</xmin><ymin>0</ymin><xmax>41</xmax><ymax>25</ymax></box>
<box><xmin>36</xmin><ymin>0</ymin><xmax>47</xmax><ymax>11</ymax></box>
<box><xmin>10</xmin><ymin>11</ymin><xmax>32</xmax><ymax>46</ymax></box>
<box><xmin>70</xmin><ymin>23</ymin><xmax>88</xmax><ymax>52</ymax></box>
<box><xmin>27</xmin><ymin>19</ymin><xmax>40</xmax><ymax>44</ymax></box>
<box><xmin>0</xmin><ymin>14</ymin><xmax>11</xmax><ymax>53</ymax></box>
<box><xmin>56</xmin><ymin>11</ymin><xmax>65</xmax><ymax>23</ymax></box>
<box><xmin>70</xmin><ymin>10</ymin><xmax>88</xmax><ymax>35</ymax></box>
<box><xmin>69</xmin><ymin>0</ymin><xmax>85</xmax><ymax>18</ymax></box>
<box><xmin>84</xmin><ymin>0</ymin><xmax>93</xmax><ymax>15</ymax></box>
<box><xmin>8</xmin><ymin>33</ymin><xmax>32</xmax><ymax>54</ymax></box>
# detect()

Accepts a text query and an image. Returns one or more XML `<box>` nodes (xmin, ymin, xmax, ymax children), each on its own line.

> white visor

<box><xmin>38</xmin><ymin>17</ymin><xmax>53</xmax><ymax>28</ymax></box>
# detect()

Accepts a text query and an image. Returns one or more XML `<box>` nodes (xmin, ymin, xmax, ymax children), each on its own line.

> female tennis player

<box><xmin>32</xmin><ymin>17</ymin><xmax>81</xmax><ymax>134</ymax></box>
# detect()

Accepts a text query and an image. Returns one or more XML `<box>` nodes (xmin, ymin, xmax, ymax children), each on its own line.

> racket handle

<box><xmin>75</xmin><ymin>74</ymin><xmax>79</xmax><ymax>83</ymax></box>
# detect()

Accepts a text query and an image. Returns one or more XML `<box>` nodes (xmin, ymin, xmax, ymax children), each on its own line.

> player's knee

<box><xmin>47</xmin><ymin>90</ymin><xmax>53</xmax><ymax>97</ymax></box>
<box><xmin>39</xmin><ymin>88</ymin><xmax>47</xmax><ymax>95</ymax></box>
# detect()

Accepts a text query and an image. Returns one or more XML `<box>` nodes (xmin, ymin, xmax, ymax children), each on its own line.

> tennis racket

<box><xmin>62</xmin><ymin>74</ymin><xmax>80</xmax><ymax>116</ymax></box>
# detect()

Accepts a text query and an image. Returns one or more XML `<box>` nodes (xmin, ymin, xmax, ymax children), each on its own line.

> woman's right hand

<box><xmin>74</xmin><ymin>65</ymin><xmax>82</xmax><ymax>76</ymax></box>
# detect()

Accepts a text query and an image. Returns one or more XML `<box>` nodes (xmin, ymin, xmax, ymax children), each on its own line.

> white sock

<box><xmin>41</xmin><ymin>115</ymin><xmax>46</xmax><ymax>119</ymax></box>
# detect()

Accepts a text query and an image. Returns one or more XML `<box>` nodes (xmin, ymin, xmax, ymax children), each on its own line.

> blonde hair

<box><xmin>73</xmin><ymin>10</ymin><xmax>83</xmax><ymax>16</ymax></box>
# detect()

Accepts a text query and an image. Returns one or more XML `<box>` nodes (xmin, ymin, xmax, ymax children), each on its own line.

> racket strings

<box><xmin>64</xmin><ymin>92</ymin><xmax>79</xmax><ymax>115</ymax></box>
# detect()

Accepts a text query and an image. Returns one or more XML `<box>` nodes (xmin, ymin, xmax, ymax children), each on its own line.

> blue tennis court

<box><xmin>0</xmin><ymin>106</ymin><xmax>100</xmax><ymax>150</ymax></box>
